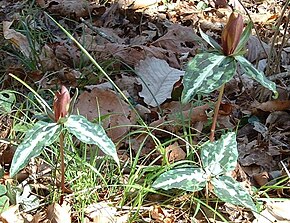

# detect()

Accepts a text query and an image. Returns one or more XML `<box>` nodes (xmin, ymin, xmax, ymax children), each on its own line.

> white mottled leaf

<box><xmin>152</xmin><ymin>167</ymin><xmax>206</xmax><ymax>192</ymax></box>
<box><xmin>235</xmin><ymin>55</ymin><xmax>278</xmax><ymax>98</ymax></box>
<box><xmin>182</xmin><ymin>52</ymin><xmax>236</xmax><ymax>104</ymax></box>
<box><xmin>10</xmin><ymin>121</ymin><xmax>60</xmax><ymax>177</ymax></box>
<box><xmin>136</xmin><ymin>57</ymin><xmax>184</xmax><ymax>107</ymax></box>
<box><xmin>0</xmin><ymin>90</ymin><xmax>15</xmax><ymax>113</ymax></box>
<box><xmin>65</xmin><ymin>115</ymin><xmax>119</xmax><ymax>166</ymax></box>
<box><xmin>212</xmin><ymin>176</ymin><xmax>257</xmax><ymax>211</ymax></box>
<box><xmin>199</xmin><ymin>27</ymin><xmax>222</xmax><ymax>52</ymax></box>
<box><xmin>201</xmin><ymin>132</ymin><xmax>238</xmax><ymax>176</ymax></box>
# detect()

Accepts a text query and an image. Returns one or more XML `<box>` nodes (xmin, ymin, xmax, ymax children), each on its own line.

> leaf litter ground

<box><xmin>0</xmin><ymin>0</ymin><xmax>289</xmax><ymax>222</ymax></box>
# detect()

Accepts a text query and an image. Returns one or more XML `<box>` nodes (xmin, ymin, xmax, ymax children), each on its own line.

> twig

<box><xmin>265</xmin><ymin>0</ymin><xmax>290</xmax><ymax>75</ymax></box>
<box><xmin>80</xmin><ymin>17</ymin><xmax>116</xmax><ymax>43</ymax></box>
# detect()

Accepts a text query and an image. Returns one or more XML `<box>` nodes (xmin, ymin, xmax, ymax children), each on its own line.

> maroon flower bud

<box><xmin>221</xmin><ymin>12</ymin><xmax>244</xmax><ymax>55</ymax></box>
<box><xmin>53</xmin><ymin>85</ymin><xmax>70</xmax><ymax>122</ymax></box>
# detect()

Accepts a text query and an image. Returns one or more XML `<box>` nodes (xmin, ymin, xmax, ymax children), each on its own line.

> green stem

<box><xmin>59</xmin><ymin>131</ymin><xmax>65</xmax><ymax>205</ymax></box>
<box><xmin>209</xmin><ymin>84</ymin><xmax>225</xmax><ymax>142</ymax></box>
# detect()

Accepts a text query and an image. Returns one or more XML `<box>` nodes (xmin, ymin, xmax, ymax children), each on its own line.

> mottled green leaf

<box><xmin>234</xmin><ymin>22</ymin><xmax>253</xmax><ymax>55</ymax></box>
<box><xmin>0</xmin><ymin>90</ymin><xmax>15</xmax><ymax>113</ymax></box>
<box><xmin>10</xmin><ymin>122</ymin><xmax>60</xmax><ymax>177</ymax></box>
<box><xmin>152</xmin><ymin>167</ymin><xmax>207</xmax><ymax>192</ymax></box>
<box><xmin>0</xmin><ymin>196</ymin><xmax>9</xmax><ymax>212</ymax></box>
<box><xmin>0</xmin><ymin>185</ymin><xmax>7</xmax><ymax>197</ymax></box>
<box><xmin>212</xmin><ymin>176</ymin><xmax>257</xmax><ymax>211</ymax></box>
<box><xmin>201</xmin><ymin>132</ymin><xmax>238</xmax><ymax>176</ymax></box>
<box><xmin>235</xmin><ymin>55</ymin><xmax>278</xmax><ymax>98</ymax></box>
<box><xmin>182</xmin><ymin>53</ymin><xmax>236</xmax><ymax>103</ymax></box>
<box><xmin>199</xmin><ymin>28</ymin><xmax>222</xmax><ymax>52</ymax></box>
<box><xmin>65</xmin><ymin>115</ymin><xmax>119</xmax><ymax>166</ymax></box>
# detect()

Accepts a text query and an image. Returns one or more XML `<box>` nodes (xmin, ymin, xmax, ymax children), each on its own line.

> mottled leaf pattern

<box><xmin>199</xmin><ymin>28</ymin><xmax>222</xmax><ymax>52</ymax></box>
<box><xmin>181</xmin><ymin>53</ymin><xmax>236</xmax><ymax>103</ymax></box>
<box><xmin>0</xmin><ymin>90</ymin><xmax>15</xmax><ymax>113</ymax></box>
<box><xmin>65</xmin><ymin>115</ymin><xmax>119</xmax><ymax>165</ymax></box>
<box><xmin>10</xmin><ymin>122</ymin><xmax>60</xmax><ymax>177</ymax></box>
<box><xmin>152</xmin><ymin>167</ymin><xmax>207</xmax><ymax>192</ymax></box>
<box><xmin>201</xmin><ymin>132</ymin><xmax>238</xmax><ymax>176</ymax></box>
<box><xmin>212</xmin><ymin>176</ymin><xmax>257</xmax><ymax>211</ymax></box>
<box><xmin>235</xmin><ymin>55</ymin><xmax>278</xmax><ymax>98</ymax></box>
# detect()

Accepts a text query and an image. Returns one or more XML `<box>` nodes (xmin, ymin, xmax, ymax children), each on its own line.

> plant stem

<box><xmin>209</xmin><ymin>84</ymin><xmax>225</xmax><ymax>142</ymax></box>
<box><xmin>59</xmin><ymin>131</ymin><xmax>65</xmax><ymax>205</ymax></box>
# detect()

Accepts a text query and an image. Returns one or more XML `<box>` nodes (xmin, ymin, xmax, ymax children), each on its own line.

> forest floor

<box><xmin>0</xmin><ymin>0</ymin><xmax>289</xmax><ymax>222</ymax></box>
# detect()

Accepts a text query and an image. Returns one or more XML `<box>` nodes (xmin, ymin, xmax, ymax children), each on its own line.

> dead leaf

<box><xmin>46</xmin><ymin>203</ymin><xmax>71</xmax><ymax>223</ymax></box>
<box><xmin>254</xmin><ymin>200</ymin><xmax>290</xmax><ymax>223</ymax></box>
<box><xmin>75</xmin><ymin>88</ymin><xmax>132</xmax><ymax>142</ymax></box>
<box><xmin>38</xmin><ymin>0</ymin><xmax>94</xmax><ymax>19</ymax></box>
<box><xmin>92</xmin><ymin>43</ymin><xmax>181</xmax><ymax>68</ymax></box>
<box><xmin>246</xmin><ymin>35</ymin><xmax>270</xmax><ymax>62</ymax></box>
<box><xmin>166</xmin><ymin>142</ymin><xmax>186</xmax><ymax>163</ymax></box>
<box><xmin>3</xmin><ymin>21</ymin><xmax>35</xmax><ymax>58</ymax></box>
<box><xmin>85</xmin><ymin>202</ymin><xmax>129</xmax><ymax>223</ymax></box>
<box><xmin>254</xmin><ymin>100</ymin><xmax>290</xmax><ymax>112</ymax></box>
<box><xmin>118</xmin><ymin>0</ymin><xmax>159</xmax><ymax>9</ymax></box>
<box><xmin>151</xmin><ymin>24</ymin><xmax>203</xmax><ymax>55</ymax></box>
<box><xmin>0</xmin><ymin>205</ymin><xmax>23</xmax><ymax>223</ymax></box>
<box><xmin>150</xmin><ymin>205</ymin><xmax>174</xmax><ymax>223</ymax></box>
<box><xmin>136</xmin><ymin>57</ymin><xmax>184</xmax><ymax>107</ymax></box>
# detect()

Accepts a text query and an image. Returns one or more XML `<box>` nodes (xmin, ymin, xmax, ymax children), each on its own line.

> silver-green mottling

<box><xmin>65</xmin><ymin>115</ymin><xmax>119</xmax><ymax>166</ymax></box>
<box><xmin>235</xmin><ymin>55</ymin><xmax>278</xmax><ymax>98</ymax></box>
<box><xmin>181</xmin><ymin>52</ymin><xmax>236</xmax><ymax>103</ymax></box>
<box><xmin>0</xmin><ymin>90</ymin><xmax>15</xmax><ymax>113</ymax></box>
<box><xmin>152</xmin><ymin>167</ymin><xmax>207</xmax><ymax>192</ymax></box>
<box><xmin>10</xmin><ymin>121</ymin><xmax>61</xmax><ymax>177</ymax></box>
<box><xmin>212</xmin><ymin>175</ymin><xmax>257</xmax><ymax>211</ymax></box>
<box><xmin>201</xmin><ymin>132</ymin><xmax>238</xmax><ymax>176</ymax></box>
<box><xmin>199</xmin><ymin>28</ymin><xmax>223</xmax><ymax>52</ymax></box>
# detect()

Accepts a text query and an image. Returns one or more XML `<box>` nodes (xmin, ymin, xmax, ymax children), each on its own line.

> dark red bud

<box><xmin>221</xmin><ymin>12</ymin><xmax>243</xmax><ymax>55</ymax></box>
<box><xmin>53</xmin><ymin>85</ymin><xmax>70</xmax><ymax>122</ymax></box>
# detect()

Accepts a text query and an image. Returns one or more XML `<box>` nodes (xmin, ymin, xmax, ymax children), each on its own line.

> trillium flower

<box><xmin>221</xmin><ymin>12</ymin><xmax>244</xmax><ymax>56</ymax></box>
<box><xmin>53</xmin><ymin>85</ymin><xmax>70</xmax><ymax>122</ymax></box>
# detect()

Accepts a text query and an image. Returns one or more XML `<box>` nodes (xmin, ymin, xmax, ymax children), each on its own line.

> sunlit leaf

<box><xmin>152</xmin><ymin>167</ymin><xmax>207</xmax><ymax>192</ymax></box>
<box><xmin>181</xmin><ymin>52</ymin><xmax>236</xmax><ymax>103</ymax></box>
<box><xmin>212</xmin><ymin>176</ymin><xmax>257</xmax><ymax>211</ymax></box>
<box><xmin>65</xmin><ymin>115</ymin><xmax>119</xmax><ymax>166</ymax></box>
<box><xmin>10</xmin><ymin>122</ymin><xmax>60</xmax><ymax>177</ymax></box>
<box><xmin>201</xmin><ymin>132</ymin><xmax>238</xmax><ymax>176</ymax></box>
<box><xmin>235</xmin><ymin>55</ymin><xmax>278</xmax><ymax>98</ymax></box>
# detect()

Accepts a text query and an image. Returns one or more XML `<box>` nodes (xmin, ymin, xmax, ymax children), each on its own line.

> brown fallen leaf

<box><xmin>75</xmin><ymin>88</ymin><xmax>132</xmax><ymax>142</ymax></box>
<box><xmin>85</xmin><ymin>202</ymin><xmax>129</xmax><ymax>223</ymax></box>
<box><xmin>3</xmin><ymin>21</ymin><xmax>36</xmax><ymax>58</ymax></box>
<box><xmin>254</xmin><ymin>100</ymin><xmax>290</xmax><ymax>112</ymax></box>
<box><xmin>165</xmin><ymin>142</ymin><xmax>186</xmax><ymax>163</ymax></box>
<box><xmin>46</xmin><ymin>202</ymin><xmax>71</xmax><ymax>223</ymax></box>
<box><xmin>0</xmin><ymin>205</ymin><xmax>23</xmax><ymax>223</ymax></box>
<box><xmin>150</xmin><ymin>205</ymin><xmax>174</xmax><ymax>223</ymax></box>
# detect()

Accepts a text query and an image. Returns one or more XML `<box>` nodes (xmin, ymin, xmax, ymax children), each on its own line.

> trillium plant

<box><xmin>9</xmin><ymin>76</ymin><xmax>119</xmax><ymax>204</ymax></box>
<box><xmin>182</xmin><ymin>12</ymin><xmax>278</xmax><ymax>141</ymax></box>
<box><xmin>153</xmin><ymin>12</ymin><xmax>277</xmax><ymax>211</ymax></box>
